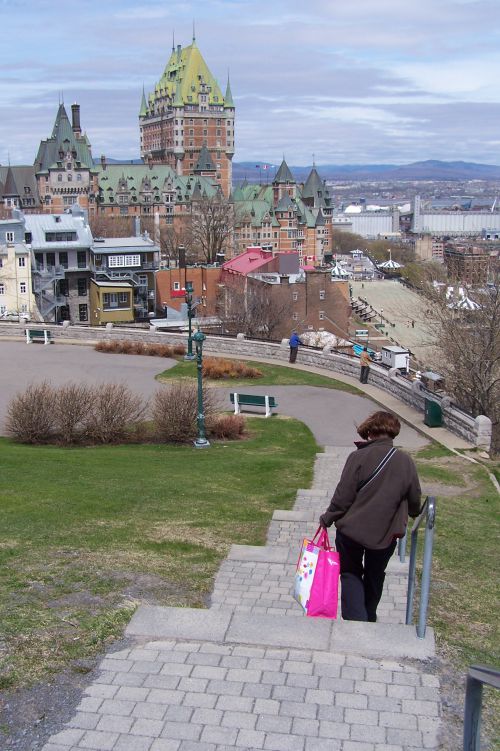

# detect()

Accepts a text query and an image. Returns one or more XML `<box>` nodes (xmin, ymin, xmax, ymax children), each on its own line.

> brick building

<box><xmin>444</xmin><ymin>244</ymin><xmax>491</xmax><ymax>285</ymax></box>
<box><xmin>139</xmin><ymin>37</ymin><xmax>235</xmax><ymax>197</ymax></box>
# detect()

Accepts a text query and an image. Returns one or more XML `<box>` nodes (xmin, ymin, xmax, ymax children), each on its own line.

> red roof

<box><xmin>221</xmin><ymin>248</ymin><xmax>273</xmax><ymax>276</ymax></box>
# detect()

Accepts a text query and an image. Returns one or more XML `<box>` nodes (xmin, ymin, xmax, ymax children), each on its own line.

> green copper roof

<box><xmin>224</xmin><ymin>76</ymin><xmax>234</xmax><ymax>109</ymax></box>
<box><xmin>139</xmin><ymin>87</ymin><xmax>148</xmax><ymax>117</ymax></box>
<box><xmin>273</xmin><ymin>159</ymin><xmax>294</xmax><ymax>184</ymax></box>
<box><xmin>95</xmin><ymin>163</ymin><xmax>217</xmax><ymax>205</ymax></box>
<box><xmin>146</xmin><ymin>41</ymin><xmax>225</xmax><ymax>111</ymax></box>
<box><xmin>194</xmin><ymin>144</ymin><xmax>215</xmax><ymax>172</ymax></box>
<box><xmin>34</xmin><ymin>104</ymin><xmax>95</xmax><ymax>173</ymax></box>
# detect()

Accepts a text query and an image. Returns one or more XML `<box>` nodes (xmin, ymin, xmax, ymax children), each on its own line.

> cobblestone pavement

<box><xmin>40</xmin><ymin>449</ymin><xmax>441</xmax><ymax>751</ymax></box>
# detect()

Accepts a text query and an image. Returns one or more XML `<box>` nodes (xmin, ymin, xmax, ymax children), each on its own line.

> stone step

<box><xmin>126</xmin><ymin>606</ymin><xmax>435</xmax><ymax>660</ymax></box>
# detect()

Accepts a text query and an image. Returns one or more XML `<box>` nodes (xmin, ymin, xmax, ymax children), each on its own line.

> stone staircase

<box><xmin>41</xmin><ymin>448</ymin><xmax>441</xmax><ymax>751</ymax></box>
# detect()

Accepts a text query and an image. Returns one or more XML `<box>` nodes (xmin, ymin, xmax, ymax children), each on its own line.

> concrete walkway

<box><xmin>41</xmin><ymin>450</ymin><xmax>440</xmax><ymax>751</ymax></box>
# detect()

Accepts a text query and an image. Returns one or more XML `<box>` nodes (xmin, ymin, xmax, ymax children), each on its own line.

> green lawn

<box><xmin>0</xmin><ymin>418</ymin><xmax>318</xmax><ymax>689</ymax></box>
<box><xmin>157</xmin><ymin>358</ymin><xmax>362</xmax><ymax>394</ymax></box>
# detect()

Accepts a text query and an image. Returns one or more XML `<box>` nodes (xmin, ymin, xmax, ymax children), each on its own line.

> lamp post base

<box><xmin>194</xmin><ymin>438</ymin><xmax>210</xmax><ymax>448</ymax></box>
<box><xmin>184</xmin><ymin>354</ymin><xmax>196</xmax><ymax>361</ymax></box>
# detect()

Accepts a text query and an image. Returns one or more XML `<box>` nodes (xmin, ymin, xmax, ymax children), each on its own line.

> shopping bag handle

<box><xmin>312</xmin><ymin>526</ymin><xmax>332</xmax><ymax>550</ymax></box>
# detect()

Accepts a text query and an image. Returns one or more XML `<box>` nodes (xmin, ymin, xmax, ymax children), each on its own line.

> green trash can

<box><xmin>424</xmin><ymin>398</ymin><xmax>443</xmax><ymax>428</ymax></box>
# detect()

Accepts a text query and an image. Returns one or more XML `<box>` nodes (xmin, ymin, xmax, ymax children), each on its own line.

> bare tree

<box><xmin>89</xmin><ymin>214</ymin><xmax>135</xmax><ymax>238</ymax></box>
<box><xmin>217</xmin><ymin>276</ymin><xmax>290</xmax><ymax>340</ymax></box>
<box><xmin>189</xmin><ymin>193</ymin><xmax>235</xmax><ymax>264</ymax></box>
<box><xmin>423</xmin><ymin>277</ymin><xmax>500</xmax><ymax>455</ymax></box>
<box><xmin>159</xmin><ymin>224</ymin><xmax>195</xmax><ymax>265</ymax></box>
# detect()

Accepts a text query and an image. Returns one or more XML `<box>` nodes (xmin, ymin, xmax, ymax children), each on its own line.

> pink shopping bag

<box><xmin>294</xmin><ymin>527</ymin><xmax>340</xmax><ymax>619</ymax></box>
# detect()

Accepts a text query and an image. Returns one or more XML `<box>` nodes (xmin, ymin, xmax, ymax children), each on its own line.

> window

<box><xmin>24</xmin><ymin>232</ymin><xmax>32</xmax><ymax>243</ymax></box>
<box><xmin>292</xmin><ymin>313</ymin><xmax>298</xmax><ymax>321</ymax></box>
<box><xmin>77</xmin><ymin>278</ymin><xmax>87</xmax><ymax>296</ymax></box>
<box><xmin>0</xmin><ymin>305</ymin><xmax>6</xmax><ymax>314</ymax></box>
<box><xmin>319</xmin><ymin>290</ymin><xmax>325</xmax><ymax>300</ymax></box>
<box><xmin>58</xmin><ymin>174</ymin><xmax>63</xmax><ymax>182</ymax></box>
<box><xmin>118</xmin><ymin>292</ymin><xmax>128</xmax><ymax>304</ymax></box>
<box><xmin>103</xmin><ymin>293</ymin><xmax>118</xmax><ymax>309</ymax></box>
<box><xmin>59</xmin><ymin>279</ymin><xmax>69</xmax><ymax>296</ymax></box>
<box><xmin>78</xmin><ymin>304</ymin><xmax>88</xmax><ymax>322</ymax></box>
<box><xmin>292</xmin><ymin>292</ymin><xmax>298</xmax><ymax>301</ymax></box>
<box><xmin>76</xmin><ymin>173</ymin><xmax>82</xmax><ymax>182</ymax></box>
<box><xmin>6</xmin><ymin>231</ymin><xmax>14</xmax><ymax>243</ymax></box>
<box><xmin>45</xmin><ymin>232</ymin><xmax>77</xmax><ymax>242</ymax></box>
<box><xmin>173</xmin><ymin>282</ymin><xmax>181</xmax><ymax>291</ymax></box>
<box><xmin>319</xmin><ymin>311</ymin><xmax>325</xmax><ymax>320</ymax></box>
<box><xmin>108</xmin><ymin>254</ymin><xmax>140</xmax><ymax>268</ymax></box>
<box><xmin>59</xmin><ymin>252</ymin><xmax>68</xmax><ymax>268</ymax></box>
<box><xmin>18</xmin><ymin>257</ymin><xmax>26</xmax><ymax>267</ymax></box>
<box><xmin>77</xmin><ymin>251</ymin><xmax>87</xmax><ymax>268</ymax></box>
<box><xmin>138</xmin><ymin>274</ymin><xmax>148</xmax><ymax>286</ymax></box>
<box><xmin>0</xmin><ymin>283</ymin><xmax>5</xmax><ymax>295</ymax></box>
<box><xmin>20</xmin><ymin>282</ymin><xmax>27</xmax><ymax>294</ymax></box>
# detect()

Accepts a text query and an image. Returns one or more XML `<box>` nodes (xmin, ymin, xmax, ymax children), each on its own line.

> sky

<box><xmin>1</xmin><ymin>0</ymin><xmax>499</xmax><ymax>167</ymax></box>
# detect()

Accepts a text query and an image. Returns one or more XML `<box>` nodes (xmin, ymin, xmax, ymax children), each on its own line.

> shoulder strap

<box><xmin>357</xmin><ymin>448</ymin><xmax>397</xmax><ymax>492</ymax></box>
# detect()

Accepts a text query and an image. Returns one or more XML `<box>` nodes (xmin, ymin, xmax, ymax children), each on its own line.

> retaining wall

<box><xmin>0</xmin><ymin>322</ymin><xmax>491</xmax><ymax>450</ymax></box>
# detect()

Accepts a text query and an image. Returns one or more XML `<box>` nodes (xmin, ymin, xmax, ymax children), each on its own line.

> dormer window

<box><xmin>58</xmin><ymin>174</ymin><xmax>63</xmax><ymax>182</ymax></box>
<box><xmin>67</xmin><ymin>163</ymin><xmax>71</xmax><ymax>170</ymax></box>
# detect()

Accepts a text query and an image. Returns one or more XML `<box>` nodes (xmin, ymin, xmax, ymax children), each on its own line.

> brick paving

<box><xmin>41</xmin><ymin>448</ymin><xmax>441</xmax><ymax>751</ymax></box>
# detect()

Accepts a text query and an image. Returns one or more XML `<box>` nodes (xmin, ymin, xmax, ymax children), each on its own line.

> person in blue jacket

<box><xmin>289</xmin><ymin>330</ymin><xmax>303</xmax><ymax>363</ymax></box>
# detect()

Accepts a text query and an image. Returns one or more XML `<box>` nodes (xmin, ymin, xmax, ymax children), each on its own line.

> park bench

<box><xmin>26</xmin><ymin>328</ymin><xmax>52</xmax><ymax>345</ymax></box>
<box><xmin>230</xmin><ymin>393</ymin><xmax>277</xmax><ymax>418</ymax></box>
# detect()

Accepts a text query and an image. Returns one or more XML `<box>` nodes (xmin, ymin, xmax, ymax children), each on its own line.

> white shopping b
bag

<box><xmin>294</xmin><ymin>527</ymin><xmax>340</xmax><ymax>619</ymax></box>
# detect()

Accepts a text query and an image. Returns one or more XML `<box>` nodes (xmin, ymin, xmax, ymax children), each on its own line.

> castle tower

<box><xmin>139</xmin><ymin>38</ymin><xmax>235</xmax><ymax>196</ymax></box>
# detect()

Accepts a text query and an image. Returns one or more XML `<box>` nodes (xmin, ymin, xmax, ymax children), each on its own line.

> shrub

<box><xmin>202</xmin><ymin>357</ymin><xmax>262</xmax><ymax>380</ymax></box>
<box><xmin>208</xmin><ymin>413</ymin><xmax>246</xmax><ymax>440</ymax></box>
<box><xmin>55</xmin><ymin>383</ymin><xmax>94</xmax><ymax>445</ymax></box>
<box><xmin>173</xmin><ymin>343</ymin><xmax>186</xmax><ymax>356</ymax></box>
<box><xmin>117</xmin><ymin>340</ymin><xmax>135</xmax><ymax>354</ymax></box>
<box><xmin>129</xmin><ymin>341</ymin><xmax>145</xmax><ymax>355</ymax></box>
<box><xmin>83</xmin><ymin>383</ymin><xmax>146</xmax><ymax>444</ymax></box>
<box><xmin>152</xmin><ymin>382</ymin><xmax>220</xmax><ymax>443</ymax></box>
<box><xmin>6</xmin><ymin>382</ymin><xmax>57</xmax><ymax>443</ymax></box>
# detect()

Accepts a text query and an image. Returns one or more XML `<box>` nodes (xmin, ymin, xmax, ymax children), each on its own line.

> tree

<box><xmin>189</xmin><ymin>193</ymin><xmax>235</xmax><ymax>264</ymax></box>
<box><xmin>423</xmin><ymin>277</ymin><xmax>500</xmax><ymax>455</ymax></box>
<box><xmin>217</xmin><ymin>276</ymin><xmax>290</xmax><ymax>340</ymax></box>
<box><xmin>159</xmin><ymin>224</ymin><xmax>195</xmax><ymax>266</ymax></box>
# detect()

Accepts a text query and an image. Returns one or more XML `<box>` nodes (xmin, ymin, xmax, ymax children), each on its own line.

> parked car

<box><xmin>0</xmin><ymin>311</ymin><xmax>31</xmax><ymax>322</ymax></box>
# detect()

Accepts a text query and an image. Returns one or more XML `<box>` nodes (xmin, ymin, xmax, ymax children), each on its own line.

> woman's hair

<box><xmin>357</xmin><ymin>411</ymin><xmax>401</xmax><ymax>440</ymax></box>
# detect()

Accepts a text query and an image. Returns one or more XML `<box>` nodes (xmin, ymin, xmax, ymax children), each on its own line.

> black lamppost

<box><xmin>184</xmin><ymin>280</ymin><xmax>195</xmax><ymax>360</ymax></box>
<box><xmin>193</xmin><ymin>328</ymin><xmax>210</xmax><ymax>448</ymax></box>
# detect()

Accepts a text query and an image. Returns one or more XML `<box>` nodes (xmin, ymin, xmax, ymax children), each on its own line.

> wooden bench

<box><xmin>230</xmin><ymin>393</ymin><xmax>277</xmax><ymax>418</ymax></box>
<box><xmin>26</xmin><ymin>328</ymin><xmax>52</xmax><ymax>345</ymax></box>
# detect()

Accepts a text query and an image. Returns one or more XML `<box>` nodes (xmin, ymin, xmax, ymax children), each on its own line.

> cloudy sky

<box><xmin>1</xmin><ymin>0</ymin><xmax>499</xmax><ymax>167</ymax></box>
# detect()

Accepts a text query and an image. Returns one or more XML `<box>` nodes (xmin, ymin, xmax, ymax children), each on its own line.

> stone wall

<box><xmin>0</xmin><ymin>322</ymin><xmax>491</xmax><ymax>450</ymax></box>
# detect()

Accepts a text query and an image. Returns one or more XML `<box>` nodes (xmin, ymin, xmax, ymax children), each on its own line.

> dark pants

<box><xmin>335</xmin><ymin>530</ymin><xmax>396</xmax><ymax>622</ymax></box>
<box><xmin>289</xmin><ymin>346</ymin><xmax>298</xmax><ymax>363</ymax></box>
<box><xmin>360</xmin><ymin>365</ymin><xmax>370</xmax><ymax>383</ymax></box>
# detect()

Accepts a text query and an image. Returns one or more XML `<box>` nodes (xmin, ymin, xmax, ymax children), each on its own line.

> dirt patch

<box><xmin>0</xmin><ymin>638</ymin><xmax>133</xmax><ymax>751</ymax></box>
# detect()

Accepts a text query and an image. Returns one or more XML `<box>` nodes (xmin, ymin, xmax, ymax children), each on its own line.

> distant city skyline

<box><xmin>1</xmin><ymin>0</ymin><xmax>498</xmax><ymax>167</ymax></box>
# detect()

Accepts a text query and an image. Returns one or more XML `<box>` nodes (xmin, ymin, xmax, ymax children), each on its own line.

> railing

<box><xmin>405</xmin><ymin>495</ymin><xmax>436</xmax><ymax>639</ymax></box>
<box><xmin>463</xmin><ymin>665</ymin><xmax>500</xmax><ymax>750</ymax></box>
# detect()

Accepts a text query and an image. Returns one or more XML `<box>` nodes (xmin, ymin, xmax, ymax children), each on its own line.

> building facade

<box><xmin>0</xmin><ymin>214</ymin><xmax>38</xmax><ymax>319</ymax></box>
<box><xmin>139</xmin><ymin>38</ymin><xmax>235</xmax><ymax>197</ymax></box>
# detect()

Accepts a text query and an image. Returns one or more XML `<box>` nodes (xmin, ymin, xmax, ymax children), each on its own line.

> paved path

<box><xmin>0</xmin><ymin>342</ymin><xmax>428</xmax><ymax>449</ymax></box>
<box><xmin>41</xmin><ymin>450</ymin><xmax>440</xmax><ymax>751</ymax></box>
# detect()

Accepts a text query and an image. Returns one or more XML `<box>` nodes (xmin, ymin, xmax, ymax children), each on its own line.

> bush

<box><xmin>6</xmin><ymin>382</ymin><xmax>56</xmax><ymax>443</ymax></box>
<box><xmin>83</xmin><ymin>383</ymin><xmax>146</xmax><ymax>444</ymax></box>
<box><xmin>208</xmin><ymin>413</ymin><xmax>246</xmax><ymax>440</ymax></box>
<box><xmin>55</xmin><ymin>383</ymin><xmax>94</xmax><ymax>445</ymax></box>
<box><xmin>202</xmin><ymin>357</ymin><xmax>262</xmax><ymax>380</ymax></box>
<box><xmin>94</xmin><ymin>340</ymin><xmax>183</xmax><ymax>358</ymax></box>
<box><xmin>173</xmin><ymin>343</ymin><xmax>186</xmax><ymax>356</ymax></box>
<box><xmin>117</xmin><ymin>340</ymin><xmax>134</xmax><ymax>354</ymax></box>
<box><xmin>129</xmin><ymin>341</ymin><xmax>145</xmax><ymax>356</ymax></box>
<box><xmin>152</xmin><ymin>382</ymin><xmax>220</xmax><ymax>443</ymax></box>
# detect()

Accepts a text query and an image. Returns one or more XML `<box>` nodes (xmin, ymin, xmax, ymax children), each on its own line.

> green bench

<box><xmin>26</xmin><ymin>328</ymin><xmax>52</xmax><ymax>345</ymax></box>
<box><xmin>230</xmin><ymin>393</ymin><xmax>278</xmax><ymax>418</ymax></box>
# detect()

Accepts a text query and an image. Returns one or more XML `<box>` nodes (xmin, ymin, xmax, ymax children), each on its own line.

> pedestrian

<box><xmin>289</xmin><ymin>330</ymin><xmax>303</xmax><ymax>363</ymax></box>
<box><xmin>411</xmin><ymin>320</ymin><xmax>415</xmax><ymax>329</ymax></box>
<box><xmin>359</xmin><ymin>346</ymin><xmax>371</xmax><ymax>384</ymax></box>
<box><xmin>319</xmin><ymin>411</ymin><xmax>421</xmax><ymax>622</ymax></box>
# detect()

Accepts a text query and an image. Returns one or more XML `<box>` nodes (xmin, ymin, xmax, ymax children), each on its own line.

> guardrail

<box><xmin>405</xmin><ymin>495</ymin><xmax>436</xmax><ymax>639</ymax></box>
<box><xmin>463</xmin><ymin>664</ymin><xmax>500</xmax><ymax>750</ymax></box>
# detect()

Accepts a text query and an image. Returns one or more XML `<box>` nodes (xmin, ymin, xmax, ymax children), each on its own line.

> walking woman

<box><xmin>319</xmin><ymin>411</ymin><xmax>421</xmax><ymax>622</ymax></box>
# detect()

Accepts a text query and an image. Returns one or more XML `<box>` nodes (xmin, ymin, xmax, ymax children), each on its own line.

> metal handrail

<box><xmin>463</xmin><ymin>664</ymin><xmax>500</xmax><ymax>750</ymax></box>
<box><xmin>405</xmin><ymin>495</ymin><xmax>436</xmax><ymax>639</ymax></box>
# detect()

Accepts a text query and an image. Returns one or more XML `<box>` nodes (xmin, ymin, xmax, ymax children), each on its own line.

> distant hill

<box><xmin>233</xmin><ymin>160</ymin><xmax>500</xmax><ymax>182</ymax></box>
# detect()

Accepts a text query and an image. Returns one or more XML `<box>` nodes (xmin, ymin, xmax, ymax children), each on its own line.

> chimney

<box><xmin>100</xmin><ymin>154</ymin><xmax>106</xmax><ymax>171</ymax></box>
<box><xmin>134</xmin><ymin>216</ymin><xmax>141</xmax><ymax>237</ymax></box>
<box><xmin>71</xmin><ymin>103</ymin><xmax>81</xmax><ymax>136</ymax></box>
<box><xmin>148</xmin><ymin>153</ymin><xmax>153</xmax><ymax>170</ymax></box>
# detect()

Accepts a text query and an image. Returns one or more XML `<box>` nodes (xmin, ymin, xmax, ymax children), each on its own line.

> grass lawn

<box><xmin>0</xmin><ymin>417</ymin><xmax>318</xmax><ymax>690</ymax></box>
<box><xmin>157</xmin><ymin>358</ymin><xmax>362</xmax><ymax>394</ymax></box>
<box><xmin>413</xmin><ymin>447</ymin><xmax>500</xmax><ymax>739</ymax></box>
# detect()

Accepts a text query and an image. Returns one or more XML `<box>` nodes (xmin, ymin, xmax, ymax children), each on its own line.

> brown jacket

<box><xmin>320</xmin><ymin>438</ymin><xmax>421</xmax><ymax>549</ymax></box>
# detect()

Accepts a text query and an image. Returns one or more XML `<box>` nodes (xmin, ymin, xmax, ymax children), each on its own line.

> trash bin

<box><xmin>424</xmin><ymin>398</ymin><xmax>443</xmax><ymax>428</ymax></box>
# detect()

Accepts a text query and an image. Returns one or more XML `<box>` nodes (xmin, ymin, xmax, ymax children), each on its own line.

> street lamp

<box><xmin>380</xmin><ymin>308</ymin><xmax>384</xmax><ymax>325</ymax></box>
<box><xmin>184</xmin><ymin>280</ymin><xmax>195</xmax><ymax>360</ymax></box>
<box><xmin>193</xmin><ymin>327</ymin><xmax>210</xmax><ymax>448</ymax></box>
